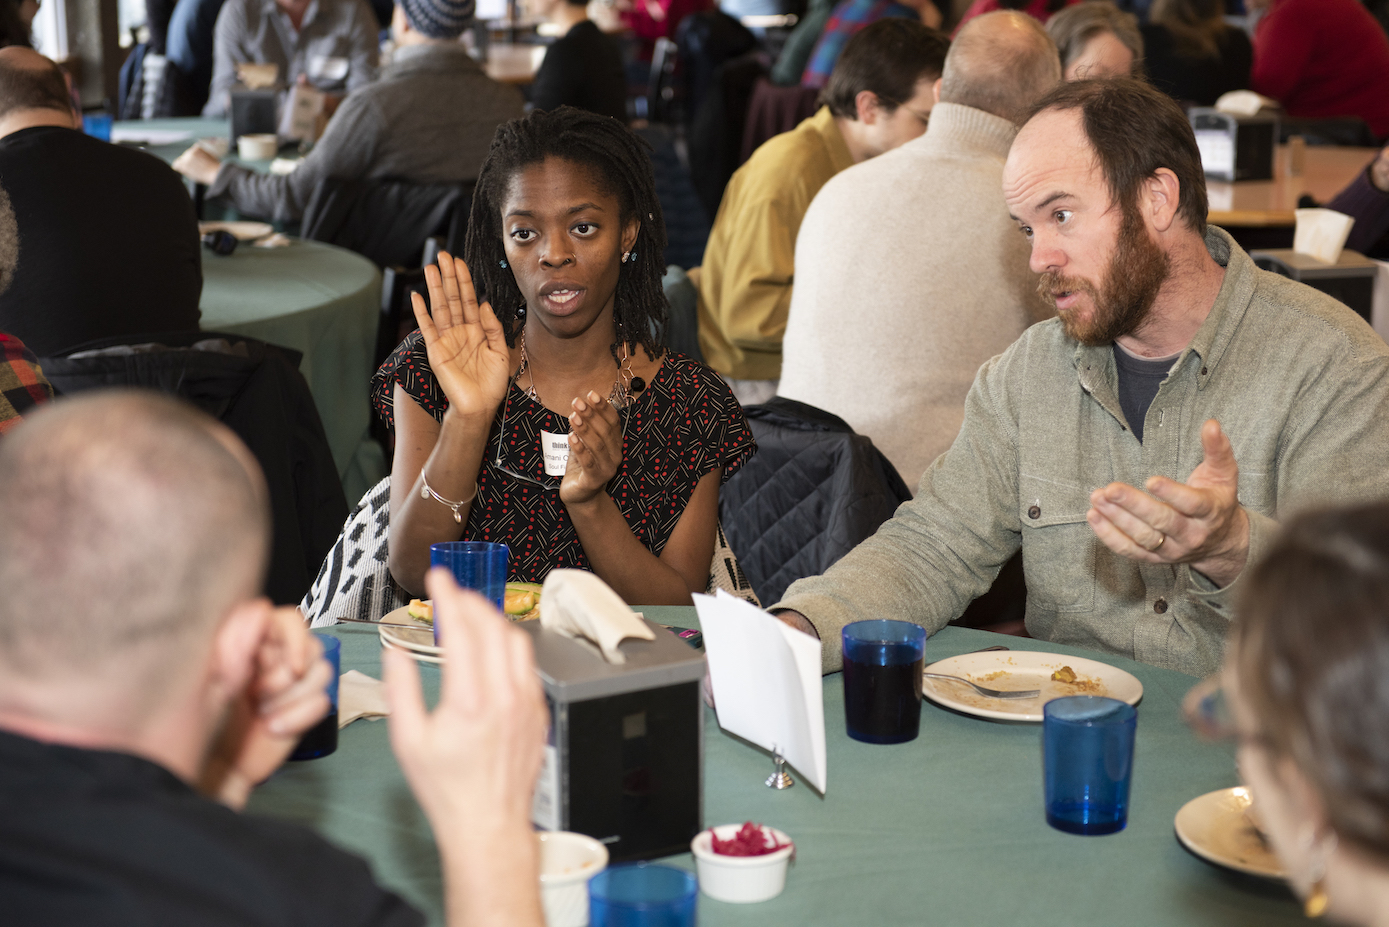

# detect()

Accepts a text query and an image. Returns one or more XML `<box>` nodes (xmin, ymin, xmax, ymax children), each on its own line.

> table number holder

<box><xmin>766</xmin><ymin>750</ymin><xmax>794</xmax><ymax>790</ymax></box>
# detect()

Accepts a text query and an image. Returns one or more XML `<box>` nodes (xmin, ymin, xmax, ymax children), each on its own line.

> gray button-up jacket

<box><xmin>204</xmin><ymin>0</ymin><xmax>380</xmax><ymax>117</ymax></box>
<box><xmin>777</xmin><ymin>227</ymin><xmax>1389</xmax><ymax>678</ymax></box>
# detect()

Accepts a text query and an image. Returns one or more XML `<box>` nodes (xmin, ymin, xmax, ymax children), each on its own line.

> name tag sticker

<box><xmin>541</xmin><ymin>430</ymin><xmax>570</xmax><ymax>477</ymax></box>
<box><xmin>308</xmin><ymin>55</ymin><xmax>350</xmax><ymax>81</ymax></box>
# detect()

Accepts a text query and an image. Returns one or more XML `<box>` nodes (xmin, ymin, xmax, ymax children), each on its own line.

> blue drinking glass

<box><xmin>289</xmin><ymin>634</ymin><xmax>340</xmax><ymax>761</ymax></box>
<box><xmin>82</xmin><ymin>113</ymin><xmax>112</xmax><ymax>141</ymax></box>
<box><xmin>1043</xmin><ymin>695</ymin><xmax>1137</xmax><ymax>835</ymax></box>
<box><xmin>589</xmin><ymin>863</ymin><xmax>696</xmax><ymax>927</ymax></box>
<box><xmin>841</xmin><ymin>619</ymin><xmax>927</xmax><ymax>744</ymax></box>
<box><xmin>429</xmin><ymin>541</ymin><xmax>508</xmax><ymax>644</ymax></box>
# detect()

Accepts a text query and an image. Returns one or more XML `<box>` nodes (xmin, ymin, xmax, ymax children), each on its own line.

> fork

<box><xmin>921</xmin><ymin>671</ymin><xmax>1039</xmax><ymax>700</ymax></box>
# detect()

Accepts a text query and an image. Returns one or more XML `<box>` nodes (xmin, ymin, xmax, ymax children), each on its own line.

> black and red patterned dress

<box><xmin>372</xmin><ymin>330</ymin><xmax>756</xmax><ymax>583</ymax></box>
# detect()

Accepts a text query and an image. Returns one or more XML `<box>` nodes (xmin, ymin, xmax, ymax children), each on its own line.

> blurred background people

<box><xmin>800</xmin><ymin>0</ymin><xmax>942</xmax><ymax>89</ymax></box>
<box><xmin>174</xmin><ymin>0</ymin><xmax>521</xmax><ymax>222</ymax></box>
<box><xmin>0</xmin><ymin>48</ymin><xmax>200</xmax><ymax>356</ymax></box>
<box><xmin>529</xmin><ymin>0</ymin><xmax>626</xmax><ymax>121</ymax></box>
<box><xmin>203</xmin><ymin>0</ymin><xmax>380</xmax><ymax>116</ymax></box>
<box><xmin>697</xmin><ymin>19</ymin><xmax>950</xmax><ymax>405</ymax></box>
<box><xmin>1140</xmin><ymin>0</ymin><xmax>1250</xmax><ymax>107</ymax></box>
<box><xmin>1045</xmin><ymin>0</ymin><xmax>1142</xmax><ymax>80</ymax></box>
<box><xmin>778</xmin><ymin>11</ymin><xmax>1059</xmax><ymax>490</ymax></box>
<box><xmin>1248</xmin><ymin>0</ymin><xmax>1389</xmax><ymax>142</ymax></box>
<box><xmin>1226</xmin><ymin>501</ymin><xmax>1389</xmax><ymax>925</ymax></box>
<box><xmin>953</xmin><ymin>0</ymin><xmax>1077</xmax><ymax>35</ymax></box>
<box><xmin>0</xmin><ymin>0</ymin><xmax>37</xmax><ymax>47</ymax></box>
<box><xmin>0</xmin><ymin>331</ymin><xmax>50</xmax><ymax>435</ymax></box>
<box><xmin>1326</xmin><ymin>143</ymin><xmax>1389</xmax><ymax>259</ymax></box>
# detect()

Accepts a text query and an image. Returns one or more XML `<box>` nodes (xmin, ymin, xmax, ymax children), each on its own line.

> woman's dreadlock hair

<box><xmin>464</xmin><ymin>107</ymin><xmax>670</xmax><ymax>365</ymax></box>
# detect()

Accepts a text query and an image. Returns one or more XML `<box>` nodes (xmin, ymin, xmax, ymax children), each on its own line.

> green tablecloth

<box><xmin>249</xmin><ymin>614</ymin><xmax>1303</xmax><ymax>926</ymax></box>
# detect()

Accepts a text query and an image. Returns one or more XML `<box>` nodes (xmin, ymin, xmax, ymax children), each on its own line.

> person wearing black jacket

<box><xmin>530</xmin><ymin>0</ymin><xmax>626</xmax><ymax>121</ymax></box>
<box><xmin>0</xmin><ymin>47</ymin><xmax>201</xmax><ymax>356</ymax></box>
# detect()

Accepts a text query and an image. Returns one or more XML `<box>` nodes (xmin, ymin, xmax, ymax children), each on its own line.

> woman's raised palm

<box><xmin>411</xmin><ymin>252</ymin><xmax>513</xmax><ymax>420</ymax></box>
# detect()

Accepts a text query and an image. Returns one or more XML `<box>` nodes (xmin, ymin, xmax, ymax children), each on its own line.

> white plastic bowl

<box><xmin>537</xmin><ymin>831</ymin><xmax>609</xmax><ymax>927</ymax></box>
<box><xmin>690</xmin><ymin>824</ymin><xmax>794</xmax><ymax>903</ymax></box>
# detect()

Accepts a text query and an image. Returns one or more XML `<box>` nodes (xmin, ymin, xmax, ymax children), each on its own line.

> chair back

<box><xmin>719</xmin><ymin>397</ymin><xmax>911</xmax><ymax>604</ymax></box>
<box><xmin>739</xmin><ymin>77</ymin><xmax>820</xmax><ymax>163</ymax></box>
<box><xmin>301</xmin><ymin>177</ymin><xmax>473</xmax><ymax>270</ymax></box>
<box><xmin>39</xmin><ymin>331</ymin><xmax>348</xmax><ymax>606</ymax></box>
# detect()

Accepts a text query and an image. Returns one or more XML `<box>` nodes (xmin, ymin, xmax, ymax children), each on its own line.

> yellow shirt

<box><xmin>696</xmin><ymin>106</ymin><xmax>855</xmax><ymax>380</ymax></box>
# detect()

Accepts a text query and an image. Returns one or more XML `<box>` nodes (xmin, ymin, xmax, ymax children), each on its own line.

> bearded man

<box><xmin>770</xmin><ymin>77</ymin><xmax>1389</xmax><ymax>678</ymax></box>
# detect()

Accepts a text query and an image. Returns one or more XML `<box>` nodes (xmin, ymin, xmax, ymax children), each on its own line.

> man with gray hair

<box><xmin>177</xmin><ymin>0</ymin><xmax>522</xmax><ymax>221</ymax></box>
<box><xmin>0</xmin><ymin>391</ymin><xmax>548</xmax><ymax>927</ymax></box>
<box><xmin>778</xmin><ymin>10</ymin><xmax>1060</xmax><ymax>491</ymax></box>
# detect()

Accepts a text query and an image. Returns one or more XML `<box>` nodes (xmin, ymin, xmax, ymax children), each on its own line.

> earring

<box><xmin>622</xmin><ymin>251</ymin><xmax>630</xmax><ymax>264</ymax></box>
<box><xmin>499</xmin><ymin>258</ymin><xmax>508</xmax><ymax>268</ymax></box>
<box><xmin>516</xmin><ymin>305</ymin><xmax>526</xmax><ymax>318</ymax></box>
<box><xmin>1303</xmin><ymin>832</ymin><xmax>1337</xmax><ymax>918</ymax></box>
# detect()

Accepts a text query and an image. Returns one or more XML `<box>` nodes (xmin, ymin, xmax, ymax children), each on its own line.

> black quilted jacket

<box><xmin>718</xmin><ymin>397</ymin><xmax>912</xmax><ymax>606</ymax></box>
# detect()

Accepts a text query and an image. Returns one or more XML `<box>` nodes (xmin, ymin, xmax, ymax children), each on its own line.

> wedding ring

<box><xmin>1150</xmin><ymin>533</ymin><xmax>1166</xmax><ymax>553</ymax></box>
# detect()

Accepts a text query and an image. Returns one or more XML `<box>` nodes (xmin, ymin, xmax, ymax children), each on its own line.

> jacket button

<box><xmin>1154</xmin><ymin>597</ymin><xmax>1168</xmax><ymax>614</ymax></box>
<box><xmin>1028</xmin><ymin>505</ymin><xmax>1041</xmax><ymax>519</ymax></box>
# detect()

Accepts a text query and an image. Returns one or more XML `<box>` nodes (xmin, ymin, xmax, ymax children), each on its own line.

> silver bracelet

<box><xmin>419</xmin><ymin>471</ymin><xmax>478</xmax><ymax>524</ymax></box>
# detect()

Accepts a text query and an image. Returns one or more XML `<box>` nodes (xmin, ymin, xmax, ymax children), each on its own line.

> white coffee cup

<box><xmin>236</xmin><ymin>133</ymin><xmax>279</xmax><ymax>161</ymax></box>
<box><xmin>538</xmin><ymin>831</ymin><xmax>608</xmax><ymax>927</ymax></box>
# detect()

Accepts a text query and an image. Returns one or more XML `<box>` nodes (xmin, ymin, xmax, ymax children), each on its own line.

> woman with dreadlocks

<box><xmin>371</xmin><ymin>107</ymin><xmax>754</xmax><ymax>604</ymax></box>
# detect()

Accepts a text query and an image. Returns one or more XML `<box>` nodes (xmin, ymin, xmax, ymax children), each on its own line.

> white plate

<box><xmin>1175</xmin><ymin>787</ymin><xmax>1285</xmax><ymax>880</ymax></box>
<box><xmin>382</xmin><ymin>636</ymin><xmax>445</xmax><ymax>664</ymax></box>
<box><xmin>921</xmin><ymin>650</ymin><xmax>1143</xmax><ymax>722</ymax></box>
<box><xmin>198</xmin><ymin>220</ymin><xmax>274</xmax><ymax>241</ymax></box>
<box><xmin>376</xmin><ymin>605</ymin><xmax>441</xmax><ymax>655</ymax></box>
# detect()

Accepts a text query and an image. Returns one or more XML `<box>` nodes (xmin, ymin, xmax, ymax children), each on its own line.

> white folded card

<box><xmin>695</xmin><ymin>591</ymin><xmax>827</xmax><ymax>794</ymax></box>
<box><xmin>540</xmin><ymin>569</ymin><xmax>654</xmax><ymax>664</ymax></box>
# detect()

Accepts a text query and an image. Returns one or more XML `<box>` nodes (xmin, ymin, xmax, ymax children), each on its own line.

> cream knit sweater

<box><xmin>777</xmin><ymin>102</ymin><xmax>1054</xmax><ymax>492</ymax></box>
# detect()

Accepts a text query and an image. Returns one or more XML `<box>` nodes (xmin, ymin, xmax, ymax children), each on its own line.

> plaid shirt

<box><xmin>800</xmin><ymin>0</ymin><xmax>918</xmax><ymax>89</ymax></box>
<box><xmin>0</xmin><ymin>332</ymin><xmax>53</xmax><ymax>435</ymax></box>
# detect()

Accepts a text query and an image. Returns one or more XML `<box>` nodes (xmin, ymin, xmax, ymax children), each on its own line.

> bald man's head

<box><xmin>0</xmin><ymin>391</ymin><xmax>271</xmax><ymax>692</ymax></box>
<box><xmin>0</xmin><ymin>47</ymin><xmax>73</xmax><ymax>121</ymax></box>
<box><xmin>938</xmin><ymin>11</ymin><xmax>1062</xmax><ymax>124</ymax></box>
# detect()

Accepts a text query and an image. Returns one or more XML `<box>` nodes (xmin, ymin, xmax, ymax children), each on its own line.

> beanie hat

<box><xmin>399</xmin><ymin>0</ymin><xmax>476</xmax><ymax>39</ymax></box>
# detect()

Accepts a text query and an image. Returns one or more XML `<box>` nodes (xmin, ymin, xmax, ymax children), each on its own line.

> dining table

<box><xmin>250</xmin><ymin>610</ymin><xmax>1305</xmax><ymax>926</ymax></box>
<box><xmin>1207</xmin><ymin>143</ymin><xmax>1377</xmax><ymax>228</ymax></box>
<box><xmin>119</xmin><ymin>116</ymin><xmax>387</xmax><ymax>503</ymax></box>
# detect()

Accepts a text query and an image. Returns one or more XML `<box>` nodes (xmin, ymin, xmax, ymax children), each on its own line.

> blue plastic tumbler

<box><xmin>841</xmin><ymin>619</ymin><xmax>927</xmax><ymax>744</ymax></box>
<box><xmin>429</xmin><ymin>541</ymin><xmax>508</xmax><ymax>644</ymax></box>
<box><xmin>589</xmin><ymin>863</ymin><xmax>697</xmax><ymax>927</ymax></box>
<box><xmin>289</xmin><ymin>634</ymin><xmax>340</xmax><ymax>761</ymax></box>
<box><xmin>1043</xmin><ymin>696</ymin><xmax>1137</xmax><ymax>835</ymax></box>
<box><xmin>82</xmin><ymin>113</ymin><xmax>112</xmax><ymax>141</ymax></box>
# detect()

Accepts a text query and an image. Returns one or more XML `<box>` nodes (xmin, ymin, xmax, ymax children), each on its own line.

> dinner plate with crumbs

<box><xmin>921</xmin><ymin>650</ymin><xmax>1143</xmax><ymax>722</ymax></box>
<box><xmin>376</xmin><ymin>605</ymin><xmax>441</xmax><ymax>656</ymax></box>
<box><xmin>1175</xmin><ymin>787</ymin><xmax>1286</xmax><ymax>880</ymax></box>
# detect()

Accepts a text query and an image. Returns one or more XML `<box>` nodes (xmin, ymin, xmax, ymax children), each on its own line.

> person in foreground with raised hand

<box><xmin>372</xmin><ymin>106</ymin><xmax>754</xmax><ymax>605</ymax></box>
<box><xmin>383</xmin><ymin>568</ymin><xmax>547</xmax><ymax>927</ymax></box>
<box><xmin>0</xmin><ymin>390</ymin><xmax>549</xmax><ymax>927</ymax></box>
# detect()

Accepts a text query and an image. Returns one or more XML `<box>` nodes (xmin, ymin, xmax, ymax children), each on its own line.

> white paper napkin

<box><xmin>539</xmin><ymin>570</ymin><xmax>654</xmax><ymax>664</ymax></box>
<box><xmin>1294</xmin><ymin>208</ymin><xmax>1356</xmax><ymax>264</ymax></box>
<box><xmin>338</xmin><ymin>670</ymin><xmax>390</xmax><ymax>728</ymax></box>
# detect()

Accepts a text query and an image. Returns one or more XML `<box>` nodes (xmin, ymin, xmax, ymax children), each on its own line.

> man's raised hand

<box><xmin>1086</xmin><ymin>419</ymin><xmax>1250</xmax><ymax>588</ymax></box>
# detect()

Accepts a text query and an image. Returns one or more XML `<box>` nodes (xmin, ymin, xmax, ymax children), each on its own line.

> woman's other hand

<box><xmin>560</xmin><ymin>389</ymin><xmax>623</xmax><ymax>506</ymax></box>
<box><xmin>412</xmin><ymin>251</ymin><xmax>512</xmax><ymax>422</ymax></box>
